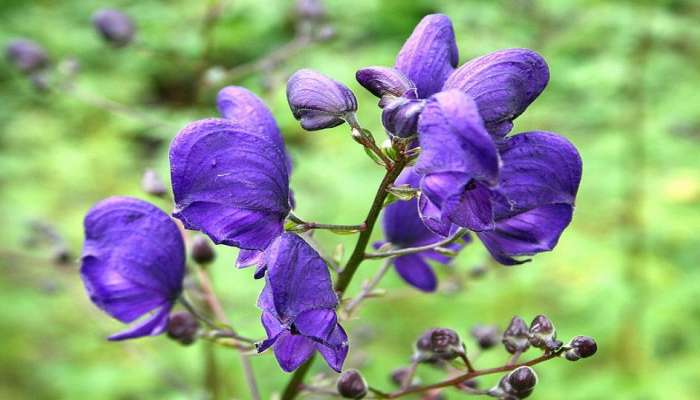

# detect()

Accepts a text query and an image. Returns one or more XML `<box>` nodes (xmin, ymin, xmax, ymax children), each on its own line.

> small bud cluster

<box><xmin>414</xmin><ymin>328</ymin><xmax>465</xmax><ymax>363</ymax></box>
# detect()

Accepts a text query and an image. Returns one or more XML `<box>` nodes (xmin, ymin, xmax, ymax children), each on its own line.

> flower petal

<box><xmin>477</xmin><ymin>204</ymin><xmax>573</xmax><ymax>265</ymax></box>
<box><xmin>169</xmin><ymin>118</ymin><xmax>291</xmax><ymax>250</ymax></box>
<box><xmin>287</xmin><ymin>69</ymin><xmax>357</xmax><ymax>131</ymax></box>
<box><xmin>264</xmin><ymin>233</ymin><xmax>338</xmax><ymax>319</ymax></box>
<box><xmin>393</xmin><ymin>254</ymin><xmax>437</xmax><ymax>292</ymax></box>
<box><xmin>416</xmin><ymin>90</ymin><xmax>499</xmax><ymax>185</ymax></box>
<box><xmin>236</xmin><ymin>249</ymin><xmax>264</xmax><ymax>269</ymax></box>
<box><xmin>316</xmin><ymin>323</ymin><xmax>349</xmax><ymax>372</ymax></box>
<box><xmin>417</xmin><ymin>192</ymin><xmax>453</xmax><ymax>237</ymax></box>
<box><xmin>382</xmin><ymin>97</ymin><xmax>425</xmax><ymax>138</ymax></box>
<box><xmin>293</xmin><ymin>308</ymin><xmax>337</xmax><ymax>342</ymax></box>
<box><xmin>443</xmin><ymin>49</ymin><xmax>549</xmax><ymax>138</ymax></box>
<box><xmin>355</xmin><ymin>66</ymin><xmax>416</xmax><ymax>107</ymax></box>
<box><xmin>273</xmin><ymin>332</ymin><xmax>316</xmax><ymax>372</ymax></box>
<box><xmin>81</xmin><ymin>197</ymin><xmax>185</xmax><ymax>326</ymax></box>
<box><xmin>107</xmin><ymin>304</ymin><xmax>171</xmax><ymax>341</ymax></box>
<box><xmin>395</xmin><ymin>14</ymin><xmax>458</xmax><ymax>98</ymax></box>
<box><xmin>257</xmin><ymin>310</ymin><xmax>284</xmax><ymax>352</ymax></box>
<box><xmin>443</xmin><ymin>181</ymin><xmax>495</xmax><ymax>232</ymax></box>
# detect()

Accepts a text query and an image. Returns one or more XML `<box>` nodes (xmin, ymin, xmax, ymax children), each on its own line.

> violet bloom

<box><xmin>356</xmin><ymin>14</ymin><xmax>548</xmax><ymax>140</ymax></box>
<box><xmin>169</xmin><ymin>87</ymin><xmax>292</xmax><ymax>265</ymax></box>
<box><xmin>377</xmin><ymin>168</ymin><xmax>468</xmax><ymax>292</ymax></box>
<box><xmin>287</xmin><ymin>69</ymin><xmax>358</xmax><ymax>131</ymax></box>
<box><xmin>80</xmin><ymin>197</ymin><xmax>185</xmax><ymax>340</ymax></box>
<box><xmin>257</xmin><ymin>233</ymin><xmax>348</xmax><ymax>372</ymax></box>
<box><xmin>92</xmin><ymin>9</ymin><xmax>136</xmax><ymax>48</ymax></box>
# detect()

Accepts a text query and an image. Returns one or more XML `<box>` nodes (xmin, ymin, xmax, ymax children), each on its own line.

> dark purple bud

<box><xmin>295</xmin><ymin>0</ymin><xmax>327</xmax><ymax>20</ymax></box>
<box><xmin>528</xmin><ymin>315</ymin><xmax>560</xmax><ymax>350</ymax></box>
<box><xmin>390</xmin><ymin>367</ymin><xmax>414</xmax><ymax>386</ymax></box>
<box><xmin>470</xmin><ymin>325</ymin><xmax>501</xmax><ymax>350</ymax></box>
<box><xmin>381</xmin><ymin>97</ymin><xmax>424</xmax><ymax>138</ymax></box>
<box><xmin>167</xmin><ymin>311</ymin><xmax>199</xmax><ymax>345</ymax></box>
<box><xmin>337</xmin><ymin>369</ymin><xmax>368</xmax><ymax>399</ymax></box>
<box><xmin>287</xmin><ymin>69</ymin><xmax>357</xmax><ymax>131</ymax></box>
<box><xmin>92</xmin><ymin>9</ymin><xmax>136</xmax><ymax>48</ymax></box>
<box><xmin>502</xmin><ymin>316</ymin><xmax>530</xmax><ymax>354</ymax></box>
<box><xmin>430</xmin><ymin>328</ymin><xmax>461</xmax><ymax>356</ymax></box>
<box><xmin>6</xmin><ymin>39</ymin><xmax>49</xmax><ymax>73</ymax></box>
<box><xmin>141</xmin><ymin>169</ymin><xmax>168</xmax><ymax>197</ymax></box>
<box><xmin>508</xmin><ymin>366</ymin><xmax>537</xmax><ymax>393</ymax></box>
<box><xmin>191</xmin><ymin>235</ymin><xmax>216</xmax><ymax>265</ymax></box>
<box><xmin>565</xmin><ymin>336</ymin><xmax>597</xmax><ymax>361</ymax></box>
<box><xmin>355</xmin><ymin>66</ymin><xmax>416</xmax><ymax>107</ymax></box>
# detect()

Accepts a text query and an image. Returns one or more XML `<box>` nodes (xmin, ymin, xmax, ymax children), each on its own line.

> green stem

<box><xmin>280</xmin><ymin>355</ymin><xmax>316</xmax><ymax>400</ymax></box>
<box><xmin>364</xmin><ymin>228</ymin><xmax>468</xmax><ymax>260</ymax></box>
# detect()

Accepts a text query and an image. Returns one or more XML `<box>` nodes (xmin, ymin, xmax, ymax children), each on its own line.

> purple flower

<box><xmin>5</xmin><ymin>38</ymin><xmax>49</xmax><ymax>73</ymax></box>
<box><xmin>381</xmin><ymin>96</ymin><xmax>425</xmax><ymax>138</ymax></box>
<box><xmin>256</xmin><ymin>233</ymin><xmax>348</xmax><ymax>372</ymax></box>
<box><xmin>355</xmin><ymin>66</ymin><xmax>416</xmax><ymax>108</ymax></box>
<box><xmin>80</xmin><ymin>197</ymin><xmax>185</xmax><ymax>341</ymax></box>
<box><xmin>379</xmin><ymin>168</ymin><xmax>468</xmax><ymax>292</ymax></box>
<box><xmin>287</xmin><ymin>69</ymin><xmax>358</xmax><ymax>131</ymax></box>
<box><xmin>169</xmin><ymin>87</ymin><xmax>292</xmax><ymax>255</ymax></box>
<box><xmin>92</xmin><ymin>9</ymin><xmax>136</xmax><ymax>48</ymax></box>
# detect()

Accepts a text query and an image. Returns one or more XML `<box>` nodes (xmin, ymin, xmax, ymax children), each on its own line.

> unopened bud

<box><xmin>191</xmin><ymin>236</ymin><xmax>216</xmax><ymax>265</ymax></box>
<box><xmin>415</xmin><ymin>328</ymin><xmax>462</xmax><ymax>362</ymax></box>
<box><xmin>507</xmin><ymin>366</ymin><xmax>537</xmax><ymax>395</ymax></box>
<box><xmin>92</xmin><ymin>9</ymin><xmax>136</xmax><ymax>47</ymax></box>
<box><xmin>529</xmin><ymin>315</ymin><xmax>561</xmax><ymax>351</ymax></box>
<box><xmin>502</xmin><ymin>316</ymin><xmax>530</xmax><ymax>354</ymax></box>
<box><xmin>336</xmin><ymin>369</ymin><xmax>368</xmax><ymax>399</ymax></box>
<box><xmin>381</xmin><ymin>97</ymin><xmax>424</xmax><ymax>138</ymax></box>
<box><xmin>389</xmin><ymin>367</ymin><xmax>411</xmax><ymax>386</ymax></box>
<box><xmin>564</xmin><ymin>336</ymin><xmax>597</xmax><ymax>361</ymax></box>
<box><xmin>6</xmin><ymin>39</ymin><xmax>49</xmax><ymax>73</ymax></box>
<box><xmin>470</xmin><ymin>325</ymin><xmax>501</xmax><ymax>350</ymax></box>
<box><xmin>167</xmin><ymin>311</ymin><xmax>199</xmax><ymax>345</ymax></box>
<box><xmin>141</xmin><ymin>169</ymin><xmax>168</xmax><ymax>197</ymax></box>
<box><xmin>287</xmin><ymin>69</ymin><xmax>357</xmax><ymax>131</ymax></box>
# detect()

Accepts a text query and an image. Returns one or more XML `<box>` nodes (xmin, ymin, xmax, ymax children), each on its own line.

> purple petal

<box><xmin>169</xmin><ymin>118</ymin><xmax>291</xmax><ymax>250</ymax></box>
<box><xmin>495</xmin><ymin>131</ymin><xmax>582</xmax><ymax>217</ymax></box>
<box><xmin>316</xmin><ymin>323</ymin><xmax>349</xmax><ymax>372</ymax></box>
<box><xmin>443</xmin><ymin>181</ymin><xmax>495</xmax><ymax>232</ymax></box>
<box><xmin>395</xmin><ymin>14</ymin><xmax>458</xmax><ymax>98</ymax></box>
<box><xmin>443</xmin><ymin>49</ymin><xmax>549</xmax><ymax>138</ymax></box>
<box><xmin>355</xmin><ymin>66</ymin><xmax>416</xmax><ymax>106</ymax></box>
<box><xmin>477</xmin><ymin>204</ymin><xmax>573</xmax><ymax>265</ymax></box>
<box><xmin>236</xmin><ymin>249</ymin><xmax>264</xmax><ymax>269</ymax></box>
<box><xmin>382</xmin><ymin>97</ymin><xmax>425</xmax><ymax>138</ymax></box>
<box><xmin>263</xmin><ymin>233</ymin><xmax>338</xmax><ymax>319</ymax></box>
<box><xmin>81</xmin><ymin>197</ymin><xmax>185</xmax><ymax>330</ymax></box>
<box><xmin>258</xmin><ymin>310</ymin><xmax>283</xmax><ymax>352</ymax></box>
<box><xmin>393</xmin><ymin>254</ymin><xmax>437</xmax><ymax>292</ymax></box>
<box><xmin>287</xmin><ymin>69</ymin><xmax>357</xmax><ymax>131</ymax></box>
<box><xmin>417</xmin><ymin>192</ymin><xmax>453</xmax><ymax>237</ymax></box>
<box><xmin>273</xmin><ymin>332</ymin><xmax>316</xmax><ymax>372</ymax></box>
<box><xmin>293</xmin><ymin>308</ymin><xmax>337</xmax><ymax>342</ymax></box>
<box><xmin>416</xmin><ymin>90</ymin><xmax>499</xmax><ymax>185</ymax></box>
<box><xmin>108</xmin><ymin>304</ymin><xmax>171</xmax><ymax>341</ymax></box>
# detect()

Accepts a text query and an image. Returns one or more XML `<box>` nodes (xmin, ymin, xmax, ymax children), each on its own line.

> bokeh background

<box><xmin>2</xmin><ymin>0</ymin><xmax>699</xmax><ymax>399</ymax></box>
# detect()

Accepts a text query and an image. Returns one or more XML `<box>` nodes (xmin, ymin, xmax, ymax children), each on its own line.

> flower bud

<box><xmin>502</xmin><ymin>316</ymin><xmax>530</xmax><ymax>354</ymax></box>
<box><xmin>167</xmin><ymin>311</ymin><xmax>199</xmax><ymax>345</ymax></box>
<box><xmin>191</xmin><ymin>235</ymin><xmax>216</xmax><ymax>265</ymax></box>
<box><xmin>92</xmin><ymin>9</ymin><xmax>136</xmax><ymax>48</ymax></box>
<box><xmin>390</xmin><ymin>367</ymin><xmax>411</xmax><ymax>386</ymax></box>
<box><xmin>355</xmin><ymin>66</ymin><xmax>415</xmax><ymax>108</ymax></box>
<box><xmin>141</xmin><ymin>169</ymin><xmax>168</xmax><ymax>197</ymax></box>
<box><xmin>415</xmin><ymin>328</ymin><xmax>463</xmax><ymax>362</ymax></box>
<box><xmin>507</xmin><ymin>366</ymin><xmax>537</xmax><ymax>395</ymax></box>
<box><xmin>6</xmin><ymin>39</ymin><xmax>49</xmax><ymax>73</ymax></box>
<box><xmin>470</xmin><ymin>325</ymin><xmax>501</xmax><ymax>350</ymax></box>
<box><xmin>564</xmin><ymin>336</ymin><xmax>597</xmax><ymax>361</ymax></box>
<box><xmin>336</xmin><ymin>369</ymin><xmax>368</xmax><ymax>399</ymax></box>
<box><xmin>287</xmin><ymin>69</ymin><xmax>357</xmax><ymax>131</ymax></box>
<box><xmin>381</xmin><ymin>97</ymin><xmax>424</xmax><ymax>138</ymax></box>
<box><xmin>528</xmin><ymin>315</ymin><xmax>561</xmax><ymax>350</ymax></box>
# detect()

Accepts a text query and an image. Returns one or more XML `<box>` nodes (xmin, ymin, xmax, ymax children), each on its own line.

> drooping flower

<box><xmin>257</xmin><ymin>233</ymin><xmax>348</xmax><ymax>372</ymax></box>
<box><xmin>92</xmin><ymin>9</ymin><xmax>136</xmax><ymax>48</ymax></box>
<box><xmin>377</xmin><ymin>168</ymin><xmax>468</xmax><ymax>292</ymax></box>
<box><xmin>80</xmin><ymin>197</ymin><xmax>185</xmax><ymax>341</ymax></box>
<box><xmin>287</xmin><ymin>69</ymin><xmax>358</xmax><ymax>131</ymax></box>
<box><xmin>356</xmin><ymin>14</ymin><xmax>548</xmax><ymax>141</ymax></box>
<box><xmin>169</xmin><ymin>87</ymin><xmax>292</xmax><ymax>264</ymax></box>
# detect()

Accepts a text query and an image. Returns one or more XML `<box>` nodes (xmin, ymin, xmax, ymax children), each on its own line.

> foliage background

<box><xmin>1</xmin><ymin>0</ymin><xmax>699</xmax><ymax>398</ymax></box>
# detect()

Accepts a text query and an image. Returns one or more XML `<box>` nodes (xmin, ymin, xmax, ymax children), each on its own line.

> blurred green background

<box><xmin>2</xmin><ymin>0</ymin><xmax>699</xmax><ymax>398</ymax></box>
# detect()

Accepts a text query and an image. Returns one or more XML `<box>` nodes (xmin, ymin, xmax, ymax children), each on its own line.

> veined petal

<box><xmin>81</xmin><ymin>197</ymin><xmax>185</xmax><ymax>330</ymax></box>
<box><xmin>395</xmin><ymin>14</ymin><xmax>458</xmax><ymax>98</ymax></box>
<box><xmin>287</xmin><ymin>69</ymin><xmax>357</xmax><ymax>131</ymax></box>
<box><xmin>236</xmin><ymin>249</ymin><xmax>264</xmax><ymax>269</ymax></box>
<box><xmin>443</xmin><ymin>49</ymin><xmax>549</xmax><ymax>138</ymax></box>
<box><xmin>264</xmin><ymin>233</ymin><xmax>338</xmax><ymax>320</ymax></box>
<box><xmin>169</xmin><ymin>118</ymin><xmax>291</xmax><ymax>250</ymax></box>
<box><xmin>257</xmin><ymin>311</ymin><xmax>284</xmax><ymax>352</ymax></box>
<box><xmin>443</xmin><ymin>181</ymin><xmax>495</xmax><ymax>232</ymax></box>
<box><xmin>416</xmin><ymin>90</ymin><xmax>499</xmax><ymax>185</ymax></box>
<box><xmin>355</xmin><ymin>66</ymin><xmax>416</xmax><ymax>107</ymax></box>
<box><xmin>294</xmin><ymin>308</ymin><xmax>337</xmax><ymax>342</ymax></box>
<box><xmin>394</xmin><ymin>254</ymin><xmax>437</xmax><ymax>292</ymax></box>
<box><xmin>273</xmin><ymin>332</ymin><xmax>316</xmax><ymax>372</ymax></box>
<box><xmin>316</xmin><ymin>323</ymin><xmax>349</xmax><ymax>372</ymax></box>
<box><xmin>382</xmin><ymin>97</ymin><xmax>425</xmax><ymax>138</ymax></box>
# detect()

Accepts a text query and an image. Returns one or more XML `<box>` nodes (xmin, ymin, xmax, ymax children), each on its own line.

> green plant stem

<box><xmin>287</xmin><ymin>212</ymin><xmax>367</xmax><ymax>233</ymax></box>
<box><xmin>280</xmin><ymin>153</ymin><xmax>409</xmax><ymax>400</ymax></box>
<box><xmin>364</xmin><ymin>228</ymin><xmax>468</xmax><ymax>259</ymax></box>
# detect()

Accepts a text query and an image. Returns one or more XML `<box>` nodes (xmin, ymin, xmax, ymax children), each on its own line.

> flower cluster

<box><xmin>76</xmin><ymin>12</ymin><xmax>585</xmax><ymax>389</ymax></box>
